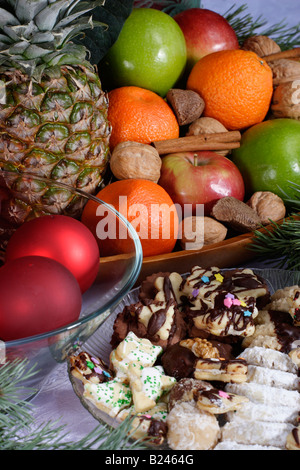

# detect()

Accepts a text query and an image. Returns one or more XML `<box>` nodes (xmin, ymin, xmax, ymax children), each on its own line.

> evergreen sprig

<box><xmin>250</xmin><ymin>215</ymin><xmax>300</xmax><ymax>271</ymax></box>
<box><xmin>0</xmin><ymin>359</ymin><xmax>146</xmax><ymax>450</ymax></box>
<box><xmin>250</xmin><ymin>183</ymin><xmax>300</xmax><ymax>270</ymax></box>
<box><xmin>222</xmin><ymin>4</ymin><xmax>300</xmax><ymax>49</ymax></box>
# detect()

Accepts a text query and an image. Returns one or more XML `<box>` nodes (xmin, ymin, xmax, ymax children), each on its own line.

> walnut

<box><xmin>180</xmin><ymin>338</ymin><xmax>220</xmax><ymax>359</ymax></box>
<box><xmin>166</xmin><ymin>89</ymin><xmax>205</xmax><ymax>125</ymax></box>
<box><xmin>268</xmin><ymin>59</ymin><xmax>300</xmax><ymax>86</ymax></box>
<box><xmin>271</xmin><ymin>79</ymin><xmax>300</xmax><ymax>120</ymax></box>
<box><xmin>186</xmin><ymin>117</ymin><xmax>230</xmax><ymax>156</ymax></box>
<box><xmin>178</xmin><ymin>215</ymin><xmax>227</xmax><ymax>250</ymax></box>
<box><xmin>110</xmin><ymin>141</ymin><xmax>162</xmax><ymax>182</ymax></box>
<box><xmin>247</xmin><ymin>191</ymin><xmax>286</xmax><ymax>225</ymax></box>
<box><xmin>211</xmin><ymin>197</ymin><xmax>262</xmax><ymax>233</ymax></box>
<box><xmin>242</xmin><ymin>35</ymin><xmax>281</xmax><ymax>57</ymax></box>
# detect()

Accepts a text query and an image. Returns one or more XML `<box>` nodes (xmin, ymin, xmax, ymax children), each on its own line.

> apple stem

<box><xmin>193</xmin><ymin>154</ymin><xmax>198</xmax><ymax>166</ymax></box>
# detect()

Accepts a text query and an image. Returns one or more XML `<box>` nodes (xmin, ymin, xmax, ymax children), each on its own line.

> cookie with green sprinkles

<box><xmin>127</xmin><ymin>363</ymin><xmax>176</xmax><ymax>413</ymax></box>
<box><xmin>110</xmin><ymin>331</ymin><xmax>163</xmax><ymax>381</ymax></box>
<box><xmin>83</xmin><ymin>379</ymin><xmax>132</xmax><ymax>418</ymax></box>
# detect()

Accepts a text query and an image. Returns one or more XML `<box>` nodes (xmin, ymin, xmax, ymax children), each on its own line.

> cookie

<box><xmin>221</xmin><ymin>420</ymin><xmax>294</xmax><ymax>449</ymax></box>
<box><xmin>168</xmin><ymin>377</ymin><xmax>214</xmax><ymax>410</ymax></box>
<box><xmin>194</xmin><ymin>357</ymin><xmax>248</xmax><ymax>383</ymax></box>
<box><xmin>238</xmin><ymin>346</ymin><xmax>298</xmax><ymax>374</ymax></box>
<box><xmin>160</xmin><ymin>338</ymin><xmax>245</xmax><ymax>383</ymax></box>
<box><xmin>110</xmin><ymin>331</ymin><xmax>163</xmax><ymax>381</ymax></box>
<box><xmin>160</xmin><ymin>339</ymin><xmax>242</xmax><ymax>383</ymax></box>
<box><xmin>226</xmin><ymin>401</ymin><xmax>299</xmax><ymax>425</ymax></box>
<box><xmin>268</xmin><ymin>285</ymin><xmax>300</xmax><ymax>326</ymax></box>
<box><xmin>289</xmin><ymin>347</ymin><xmax>300</xmax><ymax>368</ymax></box>
<box><xmin>286</xmin><ymin>426</ymin><xmax>300</xmax><ymax>450</ymax></box>
<box><xmin>180</xmin><ymin>337</ymin><xmax>234</xmax><ymax>360</ymax></box>
<box><xmin>166</xmin><ymin>401</ymin><xmax>220</xmax><ymax>450</ymax></box>
<box><xmin>246</xmin><ymin>364</ymin><xmax>299</xmax><ymax>390</ymax></box>
<box><xmin>110</xmin><ymin>299</ymin><xmax>186</xmax><ymax>350</ymax></box>
<box><xmin>181</xmin><ymin>267</ymin><xmax>261</xmax><ymax>338</ymax></box>
<box><xmin>168</xmin><ymin>377</ymin><xmax>248</xmax><ymax>414</ymax></box>
<box><xmin>118</xmin><ymin>402</ymin><xmax>168</xmax><ymax>446</ymax></box>
<box><xmin>242</xmin><ymin>309</ymin><xmax>300</xmax><ymax>353</ymax></box>
<box><xmin>214</xmin><ymin>441</ymin><xmax>281</xmax><ymax>450</ymax></box>
<box><xmin>83</xmin><ymin>379</ymin><xmax>132</xmax><ymax>418</ymax></box>
<box><xmin>127</xmin><ymin>363</ymin><xmax>176</xmax><ymax>413</ymax></box>
<box><xmin>225</xmin><ymin>382</ymin><xmax>300</xmax><ymax>408</ymax></box>
<box><xmin>69</xmin><ymin>351</ymin><xmax>113</xmax><ymax>385</ymax></box>
<box><xmin>181</xmin><ymin>266</ymin><xmax>269</xmax><ymax>310</ymax></box>
<box><xmin>138</xmin><ymin>271</ymin><xmax>184</xmax><ymax>306</ymax></box>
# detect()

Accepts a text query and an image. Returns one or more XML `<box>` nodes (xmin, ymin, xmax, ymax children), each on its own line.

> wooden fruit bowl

<box><xmin>99</xmin><ymin>217</ymin><xmax>286</xmax><ymax>287</ymax></box>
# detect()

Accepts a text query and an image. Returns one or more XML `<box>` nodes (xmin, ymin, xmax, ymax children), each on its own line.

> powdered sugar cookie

<box><xmin>167</xmin><ymin>401</ymin><xmax>220</xmax><ymax>450</ymax></box>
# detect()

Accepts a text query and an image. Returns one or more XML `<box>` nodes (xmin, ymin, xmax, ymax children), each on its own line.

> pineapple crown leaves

<box><xmin>0</xmin><ymin>0</ymin><xmax>134</xmax><ymax>79</ymax></box>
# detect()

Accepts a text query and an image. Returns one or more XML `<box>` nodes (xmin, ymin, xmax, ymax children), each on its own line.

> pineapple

<box><xmin>0</xmin><ymin>0</ymin><xmax>112</xmax><ymax>248</ymax></box>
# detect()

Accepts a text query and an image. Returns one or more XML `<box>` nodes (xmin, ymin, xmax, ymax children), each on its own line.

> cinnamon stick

<box><xmin>263</xmin><ymin>47</ymin><xmax>300</xmax><ymax>62</ymax></box>
<box><xmin>152</xmin><ymin>131</ymin><xmax>241</xmax><ymax>155</ymax></box>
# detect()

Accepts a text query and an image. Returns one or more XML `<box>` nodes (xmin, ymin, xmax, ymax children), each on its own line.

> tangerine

<box><xmin>107</xmin><ymin>86</ymin><xmax>179</xmax><ymax>150</ymax></box>
<box><xmin>187</xmin><ymin>49</ymin><xmax>273</xmax><ymax>130</ymax></box>
<box><xmin>81</xmin><ymin>179</ymin><xmax>179</xmax><ymax>257</ymax></box>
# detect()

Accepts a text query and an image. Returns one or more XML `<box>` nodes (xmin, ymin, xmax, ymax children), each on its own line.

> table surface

<box><xmin>23</xmin><ymin>0</ymin><xmax>300</xmax><ymax>447</ymax></box>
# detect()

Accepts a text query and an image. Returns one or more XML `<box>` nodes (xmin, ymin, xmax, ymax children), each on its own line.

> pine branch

<box><xmin>250</xmin><ymin>215</ymin><xmax>300</xmax><ymax>271</ymax></box>
<box><xmin>222</xmin><ymin>4</ymin><xmax>300</xmax><ymax>49</ymax></box>
<box><xmin>0</xmin><ymin>359</ymin><xmax>147</xmax><ymax>450</ymax></box>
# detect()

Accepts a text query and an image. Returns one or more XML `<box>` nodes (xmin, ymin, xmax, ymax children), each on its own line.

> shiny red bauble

<box><xmin>0</xmin><ymin>256</ymin><xmax>82</xmax><ymax>341</ymax></box>
<box><xmin>5</xmin><ymin>215</ymin><xmax>100</xmax><ymax>293</ymax></box>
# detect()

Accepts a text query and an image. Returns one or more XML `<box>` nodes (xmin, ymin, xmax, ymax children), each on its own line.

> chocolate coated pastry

<box><xmin>111</xmin><ymin>299</ymin><xmax>186</xmax><ymax>350</ymax></box>
<box><xmin>161</xmin><ymin>338</ymin><xmax>237</xmax><ymax>381</ymax></box>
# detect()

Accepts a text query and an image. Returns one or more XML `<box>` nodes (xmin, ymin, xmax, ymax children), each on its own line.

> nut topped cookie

<box><xmin>161</xmin><ymin>337</ymin><xmax>247</xmax><ymax>383</ymax></box>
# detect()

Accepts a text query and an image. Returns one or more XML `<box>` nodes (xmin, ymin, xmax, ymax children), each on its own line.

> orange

<box><xmin>107</xmin><ymin>86</ymin><xmax>179</xmax><ymax>150</ymax></box>
<box><xmin>187</xmin><ymin>49</ymin><xmax>273</xmax><ymax>130</ymax></box>
<box><xmin>81</xmin><ymin>179</ymin><xmax>179</xmax><ymax>257</ymax></box>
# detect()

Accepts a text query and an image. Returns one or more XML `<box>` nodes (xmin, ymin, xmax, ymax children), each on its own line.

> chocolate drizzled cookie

<box><xmin>179</xmin><ymin>267</ymin><xmax>270</xmax><ymax>338</ymax></box>
<box><xmin>111</xmin><ymin>299</ymin><xmax>186</xmax><ymax>350</ymax></box>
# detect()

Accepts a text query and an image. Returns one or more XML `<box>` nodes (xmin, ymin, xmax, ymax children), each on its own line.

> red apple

<box><xmin>158</xmin><ymin>151</ymin><xmax>245</xmax><ymax>215</ymax></box>
<box><xmin>173</xmin><ymin>8</ymin><xmax>239</xmax><ymax>74</ymax></box>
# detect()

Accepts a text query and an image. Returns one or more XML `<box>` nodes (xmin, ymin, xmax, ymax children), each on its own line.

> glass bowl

<box><xmin>0</xmin><ymin>170</ymin><xmax>143</xmax><ymax>400</ymax></box>
<box><xmin>69</xmin><ymin>267</ymin><xmax>300</xmax><ymax>449</ymax></box>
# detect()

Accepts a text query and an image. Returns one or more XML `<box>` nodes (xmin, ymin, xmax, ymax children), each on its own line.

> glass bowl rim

<box><xmin>0</xmin><ymin>169</ymin><xmax>143</xmax><ymax>347</ymax></box>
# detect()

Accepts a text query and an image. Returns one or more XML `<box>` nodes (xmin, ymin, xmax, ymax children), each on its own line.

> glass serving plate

<box><xmin>0</xmin><ymin>170</ymin><xmax>143</xmax><ymax>400</ymax></box>
<box><xmin>69</xmin><ymin>267</ymin><xmax>300</xmax><ymax>450</ymax></box>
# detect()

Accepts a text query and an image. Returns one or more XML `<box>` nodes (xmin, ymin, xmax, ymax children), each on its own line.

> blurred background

<box><xmin>198</xmin><ymin>0</ymin><xmax>298</xmax><ymax>29</ymax></box>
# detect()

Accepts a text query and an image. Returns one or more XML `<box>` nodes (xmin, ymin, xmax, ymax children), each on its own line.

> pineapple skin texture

<box><xmin>0</xmin><ymin>64</ymin><xmax>111</xmax><ymax>222</ymax></box>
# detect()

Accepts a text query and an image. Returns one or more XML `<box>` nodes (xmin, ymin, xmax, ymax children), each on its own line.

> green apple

<box><xmin>99</xmin><ymin>8</ymin><xmax>187</xmax><ymax>97</ymax></box>
<box><xmin>231</xmin><ymin>118</ymin><xmax>300</xmax><ymax>201</ymax></box>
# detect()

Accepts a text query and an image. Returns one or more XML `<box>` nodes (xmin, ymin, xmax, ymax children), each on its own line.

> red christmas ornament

<box><xmin>5</xmin><ymin>215</ymin><xmax>100</xmax><ymax>293</ymax></box>
<box><xmin>0</xmin><ymin>256</ymin><xmax>82</xmax><ymax>341</ymax></box>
